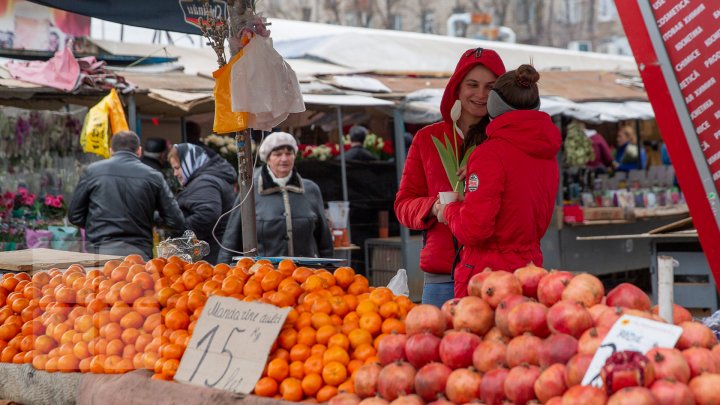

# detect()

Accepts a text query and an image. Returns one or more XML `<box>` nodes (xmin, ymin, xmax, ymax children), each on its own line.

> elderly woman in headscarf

<box><xmin>217</xmin><ymin>132</ymin><xmax>334</xmax><ymax>263</ymax></box>
<box><xmin>168</xmin><ymin>143</ymin><xmax>237</xmax><ymax>264</ymax></box>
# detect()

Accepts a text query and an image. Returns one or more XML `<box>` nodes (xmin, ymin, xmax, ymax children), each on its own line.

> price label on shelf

<box><xmin>174</xmin><ymin>296</ymin><xmax>290</xmax><ymax>393</ymax></box>
<box><xmin>581</xmin><ymin>314</ymin><xmax>682</xmax><ymax>388</ymax></box>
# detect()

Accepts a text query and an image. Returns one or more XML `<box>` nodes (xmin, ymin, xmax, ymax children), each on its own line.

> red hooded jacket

<box><xmin>443</xmin><ymin>110</ymin><xmax>561</xmax><ymax>297</ymax></box>
<box><xmin>394</xmin><ymin>48</ymin><xmax>505</xmax><ymax>275</ymax></box>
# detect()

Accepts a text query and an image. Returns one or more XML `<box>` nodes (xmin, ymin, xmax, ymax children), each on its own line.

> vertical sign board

<box><xmin>615</xmin><ymin>0</ymin><xmax>720</xmax><ymax>293</ymax></box>
<box><xmin>174</xmin><ymin>297</ymin><xmax>290</xmax><ymax>393</ymax></box>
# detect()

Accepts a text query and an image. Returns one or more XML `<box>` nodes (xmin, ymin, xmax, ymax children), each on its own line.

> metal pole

<box><xmin>336</xmin><ymin>106</ymin><xmax>349</xmax><ymax>202</ymax></box>
<box><xmin>180</xmin><ymin>116</ymin><xmax>187</xmax><ymax>143</ymax></box>
<box><xmin>127</xmin><ymin>93</ymin><xmax>137</xmax><ymax>133</ymax></box>
<box><xmin>657</xmin><ymin>255</ymin><xmax>677</xmax><ymax>324</ymax></box>
<box><xmin>236</xmin><ymin>129</ymin><xmax>258</xmax><ymax>255</ymax></box>
<box><xmin>392</xmin><ymin>108</ymin><xmax>410</xmax><ymax>270</ymax></box>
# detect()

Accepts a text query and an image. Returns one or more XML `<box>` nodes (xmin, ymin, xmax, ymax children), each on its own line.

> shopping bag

<box><xmin>80</xmin><ymin>101</ymin><xmax>111</xmax><ymax>158</ymax></box>
<box><xmin>25</xmin><ymin>229</ymin><xmax>52</xmax><ymax>249</ymax></box>
<box><xmin>212</xmin><ymin>51</ymin><xmax>249</xmax><ymax>134</ymax></box>
<box><xmin>48</xmin><ymin>226</ymin><xmax>79</xmax><ymax>251</ymax></box>
<box><xmin>387</xmin><ymin>268</ymin><xmax>410</xmax><ymax>297</ymax></box>
<box><xmin>105</xmin><ymin>88</ymin><xmax>129</xmax><ymax>134</ymax></box>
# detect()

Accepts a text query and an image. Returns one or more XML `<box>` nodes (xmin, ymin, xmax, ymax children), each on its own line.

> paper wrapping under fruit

<box><xmin>156</xmin><ymin>230</ymin><xmax>209</xmax><ymax>263</ymax></box>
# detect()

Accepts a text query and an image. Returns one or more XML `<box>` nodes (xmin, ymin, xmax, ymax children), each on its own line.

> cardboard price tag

<box><xmin>581</xmin><ymin>314</ymin><xmax>682</xmax><ymax>388</ymax></box>
<box><xmin>174</xmin><ymin>296</ymin><xmax>290</xmax><ymax>393</ymax></box>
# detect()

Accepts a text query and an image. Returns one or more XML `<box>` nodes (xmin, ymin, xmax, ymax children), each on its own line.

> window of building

<box><xmin>598</xmin><ymin>0</ymin><xmax>618</xmax><ymax>22</ymax></box>
<box><xmin>515</xmin><ymin>0</ymin><xmax>534</xmax><ymax>24</ymax></box>
<box><xmin>390</xmin><ymin>13</ymin><xmax>402</xmax><ymax>30</ymax></box>
<box><xmin>421</xmin><ymin>9</ymin><xmax>435</xmax><ymax>34</ymax></box>
<box><xmin>556</xmin><ymin>0</ymin><xmax>581</xmax><ymax>24</ymax></box>
<box><xmin>302</xmin><ymin>7</ymin><xmax>312</xmax><ymax>21</ymax></box>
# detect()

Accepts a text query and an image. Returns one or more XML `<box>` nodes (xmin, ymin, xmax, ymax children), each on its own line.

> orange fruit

<box><xmin>267</xmin><ymin>357</ymin><xmax>289</xmax><ymax>382</ymax></box>
<box><xmin>359</xmin><ymin>312</ymin><xmax>382</xmax><ymax>336</ymax></box>
<box><xmin>279</xmin><ymin>377</ymin><xmax>304</xmax><ymax>402</ymax></box>
<box><xmin>316</xmin><ymin>325</ymin><xmax>337</xmax><ymax>345</ymax></box>
<box><xmin>301</xmin><ymin>372</ymin><xmax>323</xmax><ymax>397</ymax></box>
<box><xmin>381</xmin><ymin>318</ymin><xmax>406</xmax><ymax>334</ymax></box>
<box><xmin>322</xmin><ymin>361</ymin><xmax>347</xmax><ymax>386</ymax></box>
<box><xmin>303</xmin><ymin>354</ymin><xmax>324</xmax><ymax>375</ymax></box>
<box><xmin>254</xmin><ymin>376</ymin><xmax>278</xmax><ymax>397</ymax></box>
<box><xmin>316</xmin><ymin>385</ymin><xmax>339</xmax><ymax>402</ymax></box>
<box><xmin>323</xmin><ymin>346</ymin><xmax>350</xmax><ymax>366</ymax></box>
<box><xmin>165</xmin><ymin>308</ymin><xmax>190</xmax><ymax>331</ymax></box>
<box><xmin>289</xmin><ymin>360</ymin><xmax>305</xmax><ymax>379</ymax></box>
<box><xmin>327</xmin><ymin>334</ymin><xmax>350</xmax><ymax>351</ymax></box>
<box><xmin>289</xmin><ymin>343</ymin><xmax>311</xmax><ymax>363</ymax></box>
<box><xmin>333</xmin><ymin>267</ymin><xmax>355</xmax><ymax>289</ymax></box>
<box><xmin>297</xmin><ymin>327</ymin><xmax>317</xmax><ymax>347</ymax></box>
<box><xmin>352</xmin><ymin>344</ymin><xmax>376</xmax><ymax>362</ymax></box>
<box><xmin>348</xmin><ymin>329</ymin><xmax>372</xmax><ymax>349</ymax></box>
<box><xmin>310</xmin><ymin>344</ymin><xmax>327</xmax><ymax>358</ymax></box>
<box><xmin>310</xmin><ymin>313</ymin><xmax>332</xmax><ymax>330</ymax></box>
<box><xmin>277</xmin><ymin>328</ymin><xmax>298</xmax><ymax>350</ymax></box>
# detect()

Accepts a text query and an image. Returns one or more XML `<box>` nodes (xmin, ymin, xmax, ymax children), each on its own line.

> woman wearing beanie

<box><xmin>218</xmin><ymin>132</ymin><xmax>334</xmax><ymax>263</ymax></box>
<box><xmin>394</xmin><ymin>48</ymin><xmax>506</xmax><ymax>307</ymax></box>
<box><xmin>437</xmin><ymin>64</ymin><xmax>562</xmax><ymax>298</ymax></box>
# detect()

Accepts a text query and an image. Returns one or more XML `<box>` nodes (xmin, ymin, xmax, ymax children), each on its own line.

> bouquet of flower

<box><xmin>433</xmin><ymin>101</ymin><xmax>474</xmax><ymax>198</ymax></box>
<box><xmin>363</xmin><ymin>133</ymin><xmax>395</xmax><ymax>160</ymax></box>
<box><xmin>40</xmin><ymin>194</ymin><xmax>67</xmax><ymax>220</ymax></box>
<box><xmin>298</xmin><ymin>142</ymin><xmax>350</xmax><ymax>161</ymax></box>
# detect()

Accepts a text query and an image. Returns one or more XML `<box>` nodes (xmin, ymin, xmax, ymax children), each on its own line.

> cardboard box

<box><xmin>582</xmin><ymin>207</ymin><xmax>626</xmax><ymax>221</ymax></box>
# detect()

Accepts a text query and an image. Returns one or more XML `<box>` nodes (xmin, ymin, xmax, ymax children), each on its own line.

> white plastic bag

<box><xmin>387</xmin><ymin>268</ymin><xmax>410</xmax><ymax>297</ymax></box>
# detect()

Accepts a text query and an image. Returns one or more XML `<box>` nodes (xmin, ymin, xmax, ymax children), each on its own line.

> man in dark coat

<box><xmin>169</xmin><ymin>144</ymin><xmax>237</xmax><ymax>264</ymax></box>
<box><xmin>68</xmin><ymin>131</ymin><xmax>186</xmax><ymax>259</ymax></box>
<box><xmin>342</xmin><ymin>125</ymin><xmax>378</xmax><ymax>162</ymax></box>
<box><xmin>140</xmin><ymin>138</ymin><xmax>167</xmax><ymax>172</ymax></box>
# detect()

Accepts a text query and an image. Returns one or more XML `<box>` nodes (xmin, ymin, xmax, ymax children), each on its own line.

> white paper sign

<box><xmin>582</xmin><ymin>314</ymin><xmax>682</xmax><ymax>388</ymax></box>
<box><xmin>174</xmin><ymin>296</ymin><xmax>290</xmax><ymax>393</ymax></box>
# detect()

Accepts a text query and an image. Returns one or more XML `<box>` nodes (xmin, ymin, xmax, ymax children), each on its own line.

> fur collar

<box><xmin>258</xmin><ymin>165</ymin><xmax>305</xmax><ymax>195</ymax></box>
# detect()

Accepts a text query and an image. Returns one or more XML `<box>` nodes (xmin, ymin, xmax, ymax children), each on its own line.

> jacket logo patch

<box><xmin>467</xmin><ymin>173</ymin><xmax>479</xmax><ymax>192</ymax></box>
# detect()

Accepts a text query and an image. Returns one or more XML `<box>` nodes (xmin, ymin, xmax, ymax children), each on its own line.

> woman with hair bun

<box><xmin>436</xmin><ymin>64</ymin><xmax>562</xmax><ymax>298</ymax></box>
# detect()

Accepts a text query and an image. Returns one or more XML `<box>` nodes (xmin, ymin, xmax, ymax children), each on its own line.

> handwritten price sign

<box><xmin>174</xmin><ymin>296</ymin><xmax>290</xmax><ymax>393</ymax></box>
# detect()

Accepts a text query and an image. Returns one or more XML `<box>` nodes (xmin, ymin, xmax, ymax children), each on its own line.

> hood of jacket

<box><xmin>486</xmin><ymin>110</ymin><xmax>562</xmax><ymax>160</ymax></box>
<box><xmin>188</xmin><ymin>154</ymin><xmax>237</xmax><ymax>185</ymax></box>
<box><xmin>440</xmin><ymin>48</ymin><xmax>506</xmax><ymax>124</ymax></box>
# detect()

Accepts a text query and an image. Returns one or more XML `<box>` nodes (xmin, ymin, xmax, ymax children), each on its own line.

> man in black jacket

<box><xmin>342</xmin><ymin>126</ymin><xmax>378</xmax><ymax>162</ymax></box>
<box><xmin>69</xmin><ymin>131</ymin><xmax>185</xmax><ymax>259</ymax></box>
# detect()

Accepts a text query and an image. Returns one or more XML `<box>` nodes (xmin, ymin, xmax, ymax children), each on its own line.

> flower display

<box><xmin>41</xmin><ymin>194</ymin><xmax>67</xmax><ymax>220</ymax></box>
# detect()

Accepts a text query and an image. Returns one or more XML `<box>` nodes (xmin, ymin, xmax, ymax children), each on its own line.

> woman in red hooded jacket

<box><xmin>438</xmin><ymin>64</ymin><xmax>562</xmax><ymax>298</ymax></box>
<box><xmin>394</xmin><ymin>48</ymin><xmax>506</xmax><ymax>306</ymax></box>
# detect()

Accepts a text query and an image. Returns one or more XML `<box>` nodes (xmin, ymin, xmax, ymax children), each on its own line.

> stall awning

<box><xmin>303</xmin><ymin>94</ymin><xmax>394</xmax><ymax>107</ymax></box>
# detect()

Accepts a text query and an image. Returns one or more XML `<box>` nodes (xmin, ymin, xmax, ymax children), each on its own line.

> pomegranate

<box><xmin>682</xmin><ymin>347</ymin><xmax>718</xmax><ymax>378</ymax></box>
<box><xmin>445</xmin><ymin>368</ymin><xmax>481</xmax><ymax>404</ymax></box>
<box><xmin>607</xmin><ymin>387</ymin><xmax>657</xmax><ymax>405</ymax></box>
<box><xmin>589</xmin><ymin>303</ymin><xmax>611</xmax><ymax>323</ymax></box>
<box><xmin>480</xmin><ymin>271</ymin><xmax>522</xmax><ymax>309</ymax></box>
<box><xmin>596</xmin><ymin>306</ymin><xmax>626</xmax><ymax>330</ymax></box>
<box><xmin>601</xmin><ymin>351</ymin><xmax>656</xmax><ymax>394</ymax></box>
<box><xmin>688</xmin><ymin>373</ymin><xmax>720</xmax><ymax>404</ymax></box>
<box><xmin>439</xmin><ymin>330</ymin><xmax>481</xmax><ymax>369</ymax></box>
<box><xmin>651</xmin><ymin>304</ymin><xmax>692</xmax><ymax>325</ymax></box>
<box><xmin>330</xmin><ymin>393</ymin><xmax>362</xmax><ymax>405</ymax></box>
<box><xmin>440</xmin><ymin>298</ymin><xmax>460</xmax><ymax>330</ymax></box>
<box><xmin>506</xmin><ymin>334</ymin><xmax>542</xmax><ymax>367</ymax></box>
<box><xmin>404</xmin><ymin>333</ymin><xmax>441</xmax><ymax>369</ymax></box>
<box><xmin>467</xmin><ymin>268</ymin><xmax>492</xmax><ymax>297</ymax></box>
<box><xmin>712</xmin><ymin>344</ymin><xmax>720</xmax><ymax>370</ymax></box>
<box><xmin>561</xmin><ymin>273</ymin><xmax>604</xmax><ymax>308</ymax></box>
<box><xmin>605</xmin><ymin>283</ymin><xmax>651</xmax><ymax>311</ymax></box>
<box><xmin>561</xmin><ymin>385</ymin><xmax>607</xmax><ymax>405</ymax></box>
<box><xmin>483</xmin><ymin>326</ymin><xmax>510</xmax><ymax>343</ymax></box>
<box><xmin>547</xmin><ymin>397</ymin><xmax>563</xmax><ymax>405</ymax></box>
<box><xmin>404</xmin><ymin>304</ymin><xmax>446</xmax><ymax>337</ymax></box>
<box><xmin>646</xmin><ymin>347</ymin><xmax>691</xmax><ymax>383</ymax></box>
<box><xmin>514</xmin><ymin>263</ymin><xmax>548</xmax><ymax>298</ymax></box>
<box><xmin>495</xmin><ymin>294</ymin><xmax>530</xmax><ymax>337</ymax></box>
<box><xmin>472</xmin><ymin>340</ymin><xmax>507</xmax><ymax>373</ymax></box>
<box><xmin>389</xmin><ymin>395</ymin><xmax>423</xmax><ymax>405</ymax></box>
<box><xmin>547</xmin><ymin>300</ymin><xmax>594</xmax><ymax>338</ymax></box>
<box><xmin>507</xmin><ymin>301</ymin><xmax>550</xmax><ymax>337</ymax></box>
<box><xmin>355</xmin><ymin>363</ymin><xmax>383</xmax><ymax>398</ymax></box>
<box><xmin>676</xmin><ymin>321</ymin><xmax>718</xmax><ymax>350</ymax></box>
<box><xmin>534</xmin><ymin>363</ymin><xmax>567</xmax><ymax>403</ymax></box>
<box><xmin>377</xmin><ymin>361</ymin><xmax>416</xmax><ymax>401</ymax></box>
<box><xmin>537</xmin><ymin>270</ymin><xmax>573</xmax><ymax>307</ymax></box>
<box><xmin>480</xmin><ymin>367</ymin><xmax>509</xmax><ymax>405</ymax></box>
<box><xmin>358</xmin><ymin>397</ymin><xmax>389</xmax><ymax>405</ymax></box>
<box><xmin>650</xmin><ymin>379</ymin><xmax>695</xmax><ymax>405</ymax></box>
<box><xmin>451</xmin><ymin>296</ymin><xmax>494</xmax><ymax>336</ymax></box>
<box><xmin>564</xmin><ymin>353</ymin><xmax>593</xmax><ymax>387</ymax></box>
<box><xmin>378</xmin><ymin>333</ymin><xmax>408</xmax><ymax>365</ymax></box>
<box><xmin>504</xmin><ymin>364</ymin><xmax>541</xmax><ymax>405</ymax></box>
<box><xmin>426</xmin><ymin>396</ymin><xmax>454</xmax><ymax>405</ymax></box>
<box><xmin>578</xmin><ymin>327</ymin><xmax>610</xmax><ymax>355</ymax></box>
<box><xmin>414</xmin><ymin>363</ymin><xmax>452</xmax><ymax>402</ymax></box>
<box><xmin>538</xmin><ymin>333</ymin><xmax>578</xmax><ymax>368</ymax></box>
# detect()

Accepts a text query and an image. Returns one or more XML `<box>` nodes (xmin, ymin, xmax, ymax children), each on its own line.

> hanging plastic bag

<box><xmin>105</xmin><ymin>88</ymin><xmax>129</xmax><ymax>134</ymax></box>
<box><xmin>212</xmin><ymin>51</ymin><xmax>249</xmax><ymax>134</ymax></box>
<box><xmin>80</xmin><ymin>101</ymin><xmax>111</xmax><ymax>158</ymax></box>
<box><xmin>387</xmin><ymin>268</ymin><xmax>410</xmax><ymax>297</ymax></box>
<box><xmin>156</xmin><ymin>230</ymin><xmax>210</xmax><ymax>263</ymax></box>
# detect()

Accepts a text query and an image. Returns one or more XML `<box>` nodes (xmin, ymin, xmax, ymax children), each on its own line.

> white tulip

<box><xmin>450</xmin><ymin>99</ymin><xmax>462</xmax><ymax>122</ymax></box>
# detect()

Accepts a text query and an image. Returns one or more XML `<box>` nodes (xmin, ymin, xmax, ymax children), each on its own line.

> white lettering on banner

<box><xmin>706</xmin><ymin>27</ymin><xmax>720</xmax><ymax>47</ymax></box>
<box><xmin>715</xmin><ymin>8</ymin><xmax>720</xmax><ymax>19</ymax></box>
<box><xmin>709</xmin><ymin>151</ymin><xmax>720</xmax><ymax>165</ymax></box>
<box><xmin>658</xmin><ymin>0</ymin><xmax>690</xmax><ymax>28</ymax></box>
<box><xmin>683</xmin><ymin>4</ymin><xmax>706</xmax><ymax>25</ymax></box>
<box><xmin>715</xmin><ymin>110</ymin><xmax>720</xmax><ymax>120</ymax></box>
<box><xmin>697</xmin><ymin>121</ymin><xmax>711</xmax><ymax>134</ymax></box>
<box><xmin>663</xmin><ymin>21</ymin><xmax>684</xmax><ymax>41</ymax></box>
<box><xmin>686</xmin><ymin>93</ymin><xmax>695</xmax><ymax>104</ymax></box>
<box><xmin>692</xmin><ymin>100</ymin><xmax>714</xmax><ymax>119</ymax></box>
<box><xmin>680</xmin><ymin>70</ymin><xmax>700</xmax><ymax>89</ymax></box>
<box><xmin>705</xmin><ymin>49</ymin><xmax>720</xmax><ymax>68</ymax></box>
<box><xmin>676</xmin><ymin>49</ymin><xmax>701</xmax><ymax>72</ymax></box>
<box><xmin>694</xmin><ymin>77</ymin><xmax>717</xmax><ymax>98</ymax></box>
<box><xmin>714</xmin><ymin>129</ymin><xmax>720</xmax><ymax>140</ymax></box>
<box><xmin>676</xmin><ymin>27</ymin><xmax>704</xmax><ymax>51</ymax></box>
<box><xmin>653</xmin><ymin>0</ymin><xmax>666</xmax><ymax>11</ymax></box>
<box><xmin>713</xmin><ymin>170</ymin><xmax>720</xmax><ymax>181</ymax></box>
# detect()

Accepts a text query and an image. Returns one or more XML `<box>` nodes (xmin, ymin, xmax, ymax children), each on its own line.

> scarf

<box><xmin>175</xmin><ymin>143</ymin><xmax>208</xmax><ymax>185</ymax></box>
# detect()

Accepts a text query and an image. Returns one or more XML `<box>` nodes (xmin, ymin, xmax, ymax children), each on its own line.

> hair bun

<box><xmin>515</xmin><ymin>64</ymin><xmax>539</xmax><ymax>88</ymax></box>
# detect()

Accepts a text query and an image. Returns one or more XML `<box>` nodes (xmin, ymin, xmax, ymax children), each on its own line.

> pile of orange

<box><xmin>0</xmin><ymin>255</ymin><xmax>413</xmax><ymax>403</ymax></box>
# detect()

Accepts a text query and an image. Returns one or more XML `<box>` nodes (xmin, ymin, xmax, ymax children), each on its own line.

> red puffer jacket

<box><xmin>444</xmin><ymin>110</ymin><xmax>561</xmax><ymax>297</ymax></box>
<box><xmin>394</xmin><ymin>121</ymin><xmax>462</xmax><ymax>274</ymax></box>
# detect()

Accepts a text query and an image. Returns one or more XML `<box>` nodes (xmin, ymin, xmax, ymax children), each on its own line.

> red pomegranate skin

<box><xmin>404</xmin><ymin>332</ymin><xmax>441</xmax><ymax>369</ymax></box>
<box><xmin>682</xmin><ymin>347</ymin><xmax>718</xmax><ymax>378</ymax></box>
<box><xmin>607</xmin><ymin>387</ymin><xmax>658</xmax><ymax>405</ymax></box>
<box><xmin>451</xmin><ymin>295</ymin><xmax>494</xmax><ymax>336</ymax></box>
<box><xmin>507</xmin><ymin>301</ymin><xmax>550</xmax><ymax>337</ymax></box>
<box><xmin>378</xmin><ymin>333</ymin><xmax>408</xmax><ymax>365</ymax></box>
<box><xmin>480</xmin><ymin>271</ymin><xmax>523</xmax><ymax>309</ymax></box>
<box><xmin>578</xmin><ymin>327</ymin><xmax>609</xmax><ymax>356</ymax></box>
<box><xmin>675</xmin><ymin>321</ymin><xmax>718</xmax><ymax>350</ymax></box>
<box><xmin>330</xmin><ymin>393</ymin><xmax>362</xmax><ymax>405</ymax></box>
<box><xmin>605</xmin><ymin>283</ymin><xmax>651</xmax><ymax>311</ymax></box>
<box><xmin>504</xmin><ymin>364</ymin><xmax>541</xmax><ymax>405</ymax></box>
<box><xmin>560</xmin><ymin>385</ymin><xmax>608</xmax><ymax>405</ymax></box>
<box><xmin>480</xmin><ymin>367</ymin><xmax>509</xmax><ymax>405</ymax></box>
<box><xmin>377</xmin><ymin>361</ymin><xmax>416</xmax><ymax>401</ymax></box>
<box><xmin>513</xmin><ymin>264</ymin><xmax>548</xmax><ymax>299</ymax></box>
<box><xmin>689</xmin><ymin>373</ymin><xmax>720</xmax><ymax>404</ymax></box>
<box><xmin>354</xmin><ymin>362</ymin><xmax>383</xmax><ymax>398</ymax></box>
<box><xmin>404</xmin><ymin>304</ymin><xmax>446</xmax><ymax>337</ymax></box>
<box><xmin>564</xmin><ymin>353</ymin><xmax>593</xmax><ymax>387</ymax></box>
<box><xmin>538</xmin><ymin>333</ymin><xmax>578</xmax><ymax>368</ymax></box>
<box><xmin>472</xmin><ymin>340</ymin><xmax>507</xmax><ymax>373</ymax></box>
<box><xmin>651</xmin><ymin>304</ymin><xmax>692</xmax><ymax>325</ymax></box>
<box><xmin>646</xmin><ymin>347</ymin><xmax>691</xmax><ymax>384</ymax></box>
<box><xmin>547</xmin><ymin>299</ymin><xmax>594</xmax><ymax>338</ymax></box>
<box><xmin>506</xmin><ymin>334</ymin><xmax>542</xmax><ymax>367</ymax></box>
<box><xmin>413</xmin><ymin>362</ymin><xmax>452</xmax><ymax>402</ymax></box>
<box><xmin>534</xmin><ymin>363</ymin><xmax>567</xmax><ymax>403</ymax></box>
<box><xmin>495</xmin><ymin>294</ymin><xmax>530</xmax><ymax>337</ymax></box>
<box><xmin>439</xmin><ymin>330</ymin><xmax>481</xmax><ymax>369</ymax></box>
<box><xmin>537</xmin><ymin>271</ymin><xmax>573</xmax><ymax>307</ymax></box>
<box><xmin>445</xmin><ymin>367</ymin><xmax>481</xmax><ymax>404</ymax></box>
<box><xmin>561</xmin><ymin>273</ymin><xmax>605</xmax><ymax>308</ymax></box>
<box><xmin>600</xmin><ymin>351</ymin><xmax>656</xmax><ymax>395</ymax></box>
<box><xmin>650</xmin><ymin>379</ymin><xmax>695</xmax><ymax>405</ymax></box>
<box><xmin>440</xmin><ymin>298</ymin><xmax>460</xmax><ymax>330</ymax></box>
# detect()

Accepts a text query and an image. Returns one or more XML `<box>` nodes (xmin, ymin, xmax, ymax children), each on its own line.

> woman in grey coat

<box><xmin>217</xmin><ymin>132</ymin><xmax>334</xmax><ymax>263</ymax></box>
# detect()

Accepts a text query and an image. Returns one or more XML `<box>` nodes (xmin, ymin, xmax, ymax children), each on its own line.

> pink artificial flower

<box><xmin>23</xmin><ymin>194</ymin><xmax>36</xmax><ymax>206</ymax></box>
<box><xmin>45</xmin><ymin>194</ymin><xmax>54</xmax><ymax>206</ymax></box>
<box><xmin>17</xmin><ymin>187</ymin><xmax>28</xmax><ymax>197</ymax></box>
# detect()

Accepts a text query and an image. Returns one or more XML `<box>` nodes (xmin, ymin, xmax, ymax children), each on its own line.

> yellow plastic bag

<box><xmin>213</xmin><ymin>51</ymin><xmax>248</xmax><ymax>134</ymax></box>
<box><xmin>80</xmin><ymin>101</ymin><xmax>111</xmax><ymax>158</ymax></box>
<box><xmin>106</xmin><ymin>88</ymin><xmax>129</xmax><ymax>134</ymax></box>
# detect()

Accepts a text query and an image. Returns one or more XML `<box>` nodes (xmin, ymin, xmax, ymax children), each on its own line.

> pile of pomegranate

<box><xmin>332</xmin><ymin>265</ymin><xmax>720</xmax><ymax>405</ymax></box>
